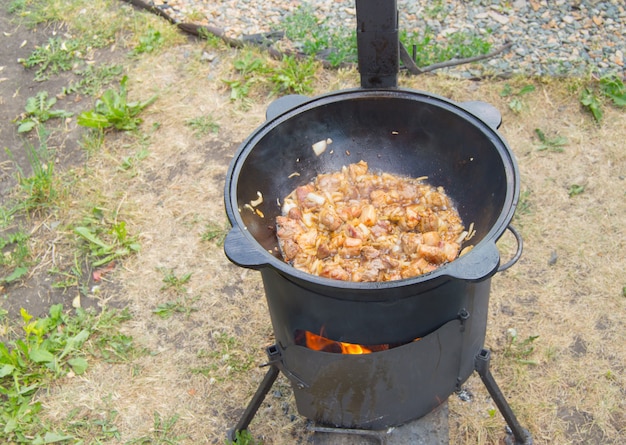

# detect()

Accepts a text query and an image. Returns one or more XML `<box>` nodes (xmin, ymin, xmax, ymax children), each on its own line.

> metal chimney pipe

<box><xmin>355</xmin><ymin>0</ymin><xmax>399</xmax><ymax>88</ymax></box>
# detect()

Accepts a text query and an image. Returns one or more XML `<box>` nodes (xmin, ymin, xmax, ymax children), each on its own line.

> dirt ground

<box><xmin>1</xmin><ymin>2</ymin><xmax>625</xmax><ymax>445</ymax></box>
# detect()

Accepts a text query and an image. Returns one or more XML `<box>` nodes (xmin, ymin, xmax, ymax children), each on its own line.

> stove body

<box><xmin>223</xmin><ymin>0</ymin><xmax>533</xmax><ymax>443</ymax></box>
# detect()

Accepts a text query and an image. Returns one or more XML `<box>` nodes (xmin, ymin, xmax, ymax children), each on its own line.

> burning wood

<box><xmin>295</xmin><ymin>329</ymin><xmax>418</xmax><ymax>354</ymax></box>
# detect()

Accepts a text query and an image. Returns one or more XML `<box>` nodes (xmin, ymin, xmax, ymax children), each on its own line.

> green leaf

<box><xmin>17</xmin><ymin>120</ymin><xmax>37</xmax><ymax>133</ymax></box>
<box><xmin>568</xmin><ymin>184</ymin><xmax>585</xmax><ymax>197</ymax></box>
<box><xmin>20</xmin><ymin>308</ymin><xmax>33</xmax><ymax>324</ymax></box>
<box><xmin>77</xmin><ymin>110</ymin><xmax>111</xmax><ymax>129</ymax></box>
<box><xmin>49</xmin><ymin>304</ymin><xmax>63</xmax><ymax>321</ymax></box>
<box><xmin>599</xmin><ymin>74</ymin><xmax>626</xmax><ymax>107</ymax></box>
<box><xmin>1</xmin><ymin>266</ymin><xmax>29</xmax><ymax>283</ymax></box>
<box><xmin>518</xmin><ymin>85</ymin><xmax>536</xmax><ymax>95</ymax></box>
<box><xmin>60</xmin><ymin>329</ymin><xmax>90</xmax><ymax>359</ymax></box>
<box><xmin>580</xmin><ymin>87</ymin><xmax>603</xmax><ymax>122</ymax></box>
<box><xmin>40</xmin><ymin>432</ymin><xmax>75</xmax><ymax>443</ymax></box>
<box><xmin>5</xmin><ymin>418</ymin><xmax>17</xmax><ymax>433</ymax></box>
<box><xmin>29</xmin><ymin>347</ymin><xmax>55</xmax><ymax>363</ymax></box>
<box><xmin>74</xmin><ymin>226</ymin><xmax>112</xmax><ymax>250</ymax></box>
<box><xmin>68</xmin><ymin>357</ymin><xmax>88</xmax><ymax>375</ymax></box>
<box><xmin>0</xmin><ymin>364</ymin><xmax>15</xmax><ymax>378</ymax></box>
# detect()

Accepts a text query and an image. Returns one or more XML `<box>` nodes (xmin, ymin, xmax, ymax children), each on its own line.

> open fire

<box><xmin>295</xmin><ymin>329</ymin><xmax>418</xmax><ymax>354</ymax></box>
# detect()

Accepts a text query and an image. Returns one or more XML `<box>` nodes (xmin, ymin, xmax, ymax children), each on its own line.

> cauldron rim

<box><xmin>224</xmin><ymin>87</ymin><xmax>520</xmax><ymax>290</ymax></box>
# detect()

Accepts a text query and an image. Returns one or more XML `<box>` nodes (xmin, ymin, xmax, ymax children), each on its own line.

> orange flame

<box><xmin>298</xmin><ymin>330</ymin><xmax>392</xmax><ymax>355</ymax></box>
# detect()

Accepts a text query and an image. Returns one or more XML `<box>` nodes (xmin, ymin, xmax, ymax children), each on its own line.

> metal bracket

<box><xmin>266</xmin><ymin>344</ymin><xmax>309</xmax><ymax>389</ymax></box>
<box><xmin>474</xmin><ymin>349</ymin><xmax>533</xmax><ymax>445</ymax></box>
<box><xmin>227</xmin><ymin>357</ymin><xmax>279</xmax><ymax>442</ymax></box>
<box><xmin>228</xmin><ymin>344</ymin><xmax>311</xmax><ymax>442</ymax></box>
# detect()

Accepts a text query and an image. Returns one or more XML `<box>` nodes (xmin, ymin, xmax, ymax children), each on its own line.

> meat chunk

<box><xmin>276</xmin><ymin>161</ymin><xmax>465</xmax><ymax>282</ymax></box>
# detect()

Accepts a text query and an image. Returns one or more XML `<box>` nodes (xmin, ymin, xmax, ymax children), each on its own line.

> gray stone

<box><xmin>310</xmin><ymin>402</ymin><xmax>449</xmax><ymax>445</ymax></box>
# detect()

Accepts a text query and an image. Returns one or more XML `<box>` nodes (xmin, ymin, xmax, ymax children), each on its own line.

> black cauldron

<box><xmin>223</xmin><ymin>88</ymin><xmax>521</xmax><ymax>347</ymax></box>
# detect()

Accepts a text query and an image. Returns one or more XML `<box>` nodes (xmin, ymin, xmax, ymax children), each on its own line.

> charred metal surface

<box><xmin>356</xmin><ymin>0</ymin><xmax>399</xmax><ymax>88</ymax></box>
<box><xmin>282</xmin><ymin>318</ymin><xmax>470</xmax><ymax>429</ymax></box>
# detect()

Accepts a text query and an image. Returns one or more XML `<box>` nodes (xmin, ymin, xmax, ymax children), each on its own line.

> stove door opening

<box><xmin>294</xmin><ymin>328</ymin><xmax>419</xmax><ymax>354</ymax></box>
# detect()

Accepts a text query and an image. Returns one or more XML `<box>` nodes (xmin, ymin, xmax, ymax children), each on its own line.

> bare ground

<box><xmin>1</xmin><ymin>2</ymin><xmax>625</xmax><ymax>444</ymax></box>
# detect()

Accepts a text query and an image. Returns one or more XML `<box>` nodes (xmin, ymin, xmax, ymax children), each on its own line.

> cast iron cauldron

<box><xmin>223</xmin><ymin>88</ymin><xmax>521</xmax><ymax>346</ymax></box>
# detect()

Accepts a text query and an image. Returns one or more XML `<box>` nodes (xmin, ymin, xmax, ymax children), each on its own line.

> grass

<box><xmin>18</xmin><ymin>36</ymin><xmax>82</xmax><ymax>81</ymax></box>
<box><xmin>277</xmin><ymin>4</ymin><xmax>492</xmax><ymax>69</ymax></box>
<box><xmin>0</xmin><ymin>230</ymin><xmax>31</xmax><ymax>285</ymax></box>
<box><xmin>1</xmin><ymin>2</ymin><xmax>163</xmax><ymax>437</ymax></box>
<box><xmin>0</xmin><ymin>305</ymin><xmax>137</xmax><ymax>443</ymax></box>
<box><xmin>6</xmin><ymin>126</ymin><xmax>61</xmax><ymax>213</ymax></box>
<box><xmin>62</xmin><ymin>63</ymin><xmax>125</xmax><ymax>96</ymax></box>
<box><xmin>190</xmin><ymin>333</ymin><xmax>256</xmax><ymax>383</ymax></box>
<box><xmin>73</xmin><ymin>209</ymin><xmax>141</xmax><ymax>268</ymax></box>
<box><xmin>185</xmin><ymin>114</ymin><xmax>220</xmax><ymax>138</ymax></box>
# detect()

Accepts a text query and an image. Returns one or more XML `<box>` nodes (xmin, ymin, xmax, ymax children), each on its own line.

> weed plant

<box><xmin>7</xmin><ymin>127</ymin><xmax>61</xmax><ymax>213</ymax></box>
<box><xmin>280</xmin><ymin>4</ymin><xmax>356</xmax><ymax>67</ymax></box>
<box><xmin>201</xmin><ymin>221</ymin><xmax>228</xmax><ymax>246</ymax></box>
<box><xmin>579</xmin><ymin>73</ymin><xmax>626</xmax><ymax>122</ymax></box>
<box><xmin>77</xmin><ymin>75</ymin><xmax>158</xmax><ymax>131</ymax></box>
<box><xmin>62</xmin><ymin>63</ymin><xmax>124</xmax><ymax>96</ymax></box>
<box><xmin>16</xmin><ymin>91</ymin><xmax>73</xmax><ymax>133</ymax></box>
<box><xmin>185</xmin><ymin>115</ymin><xmax>220</xmax><ymax>138</ymax></box>
<box><xmin>131</xmin><ymin>27</ymin><xmax>165</xmax><ymax>56</ymax></box>
<box><xmin>0</xmin><ymin>231</ymin><xmax>31</xmax><ymax>285</ymax></box>
<box><xmin>500</xmin><ymin>83</ymin><xmax>536</xmax><ymax>114</ymax></box>
<box><xmin>401</xmin><ymin>29</ymin><xmax>492</xmax><ymax>68</ymax></box>
<box><xmin>271</xmin><ymin>55</ymin><xmax>317</xmax><ymax>95</ymax></box>
<box><xmin>159</xmin><ymin>269</ymin><xmax>192</xmax><ymax>294</ymax></box>
<box><xmin>19</xmin><ymin>37</ymin><xmax>82</xmax><ymax>81</ymax></box>
<box><xmin>0</xmin><ymin>305</ymin><xmax>136</xmax><ymax>443</ymax></box>
<box><xmin>226</xmin><ymin>429</ymin><xmax>260</xmax><ymax>445</ymax></box>
<box><xmin>534</xmin><ymin>128</ymin><xmax>567</xmax><ymax>152</ymax></box>
<box><xmin>126</xmin><ymin>412</ymin><xmax>185</xmax><ymax>444</ymax></box>
<box><xmin>73</xmin><ymin>211</ymin><xmax>141</xmax><ymax>268</ymax></box>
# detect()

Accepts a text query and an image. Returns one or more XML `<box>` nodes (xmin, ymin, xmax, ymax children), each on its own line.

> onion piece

<box><xmin>465</xmin><ymin>222</ymin><xmax>476</xmax><ymax>240</ymax></box>
<box><xmin>250</xmin><ymin>191</ymin><xmax>263</xmax><ymax>207</ymax></box>
<box><xmin>282</xmin><ymin>200</ymin><xmax>297</xmax><ymax>215</ymax></box>
<box><xmin>306</xmin><ymin>192</ymin><xmax>326</xmax><ymax>205</ymax></box>
<box><xmin>312</xmin><ymin>138</ymin><xmax>333</xmax><ymax>156</ymax></box>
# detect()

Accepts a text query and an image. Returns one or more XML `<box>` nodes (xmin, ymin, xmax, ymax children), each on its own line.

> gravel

<box><xmin>148</xmin><ymin>0</ymin><xmax>625</xmax><ymax>78</ymax></box>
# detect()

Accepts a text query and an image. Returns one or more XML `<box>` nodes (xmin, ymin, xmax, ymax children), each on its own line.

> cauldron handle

<box><xmin>497</xmin><ymin>225</ymin><xmax>523</xmax><ymax>272</ymax></box>
<box><xmin>459</xmin><ymin>100</ymin><xmax>502</xmax><ymax>130</ymax></box>
<box><xmin>224</xmin><ymin>226</ymin><xmax>268</xmax><ymax>269</ymax></box>
<box><xmin>265</xmin><ymin>95</ymin><xmax>309</xmax><ymax>121</ymax></box>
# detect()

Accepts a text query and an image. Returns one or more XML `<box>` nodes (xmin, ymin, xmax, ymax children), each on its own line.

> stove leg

<box><xmin>228</xmin><ymin>364</ymin><xmax>280</xmax><ymax>442</ymax></box>
<box><xmin>474</xmin><ymin>349</ymin><xmax>533</xmax><ymax>445</ymax></box>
